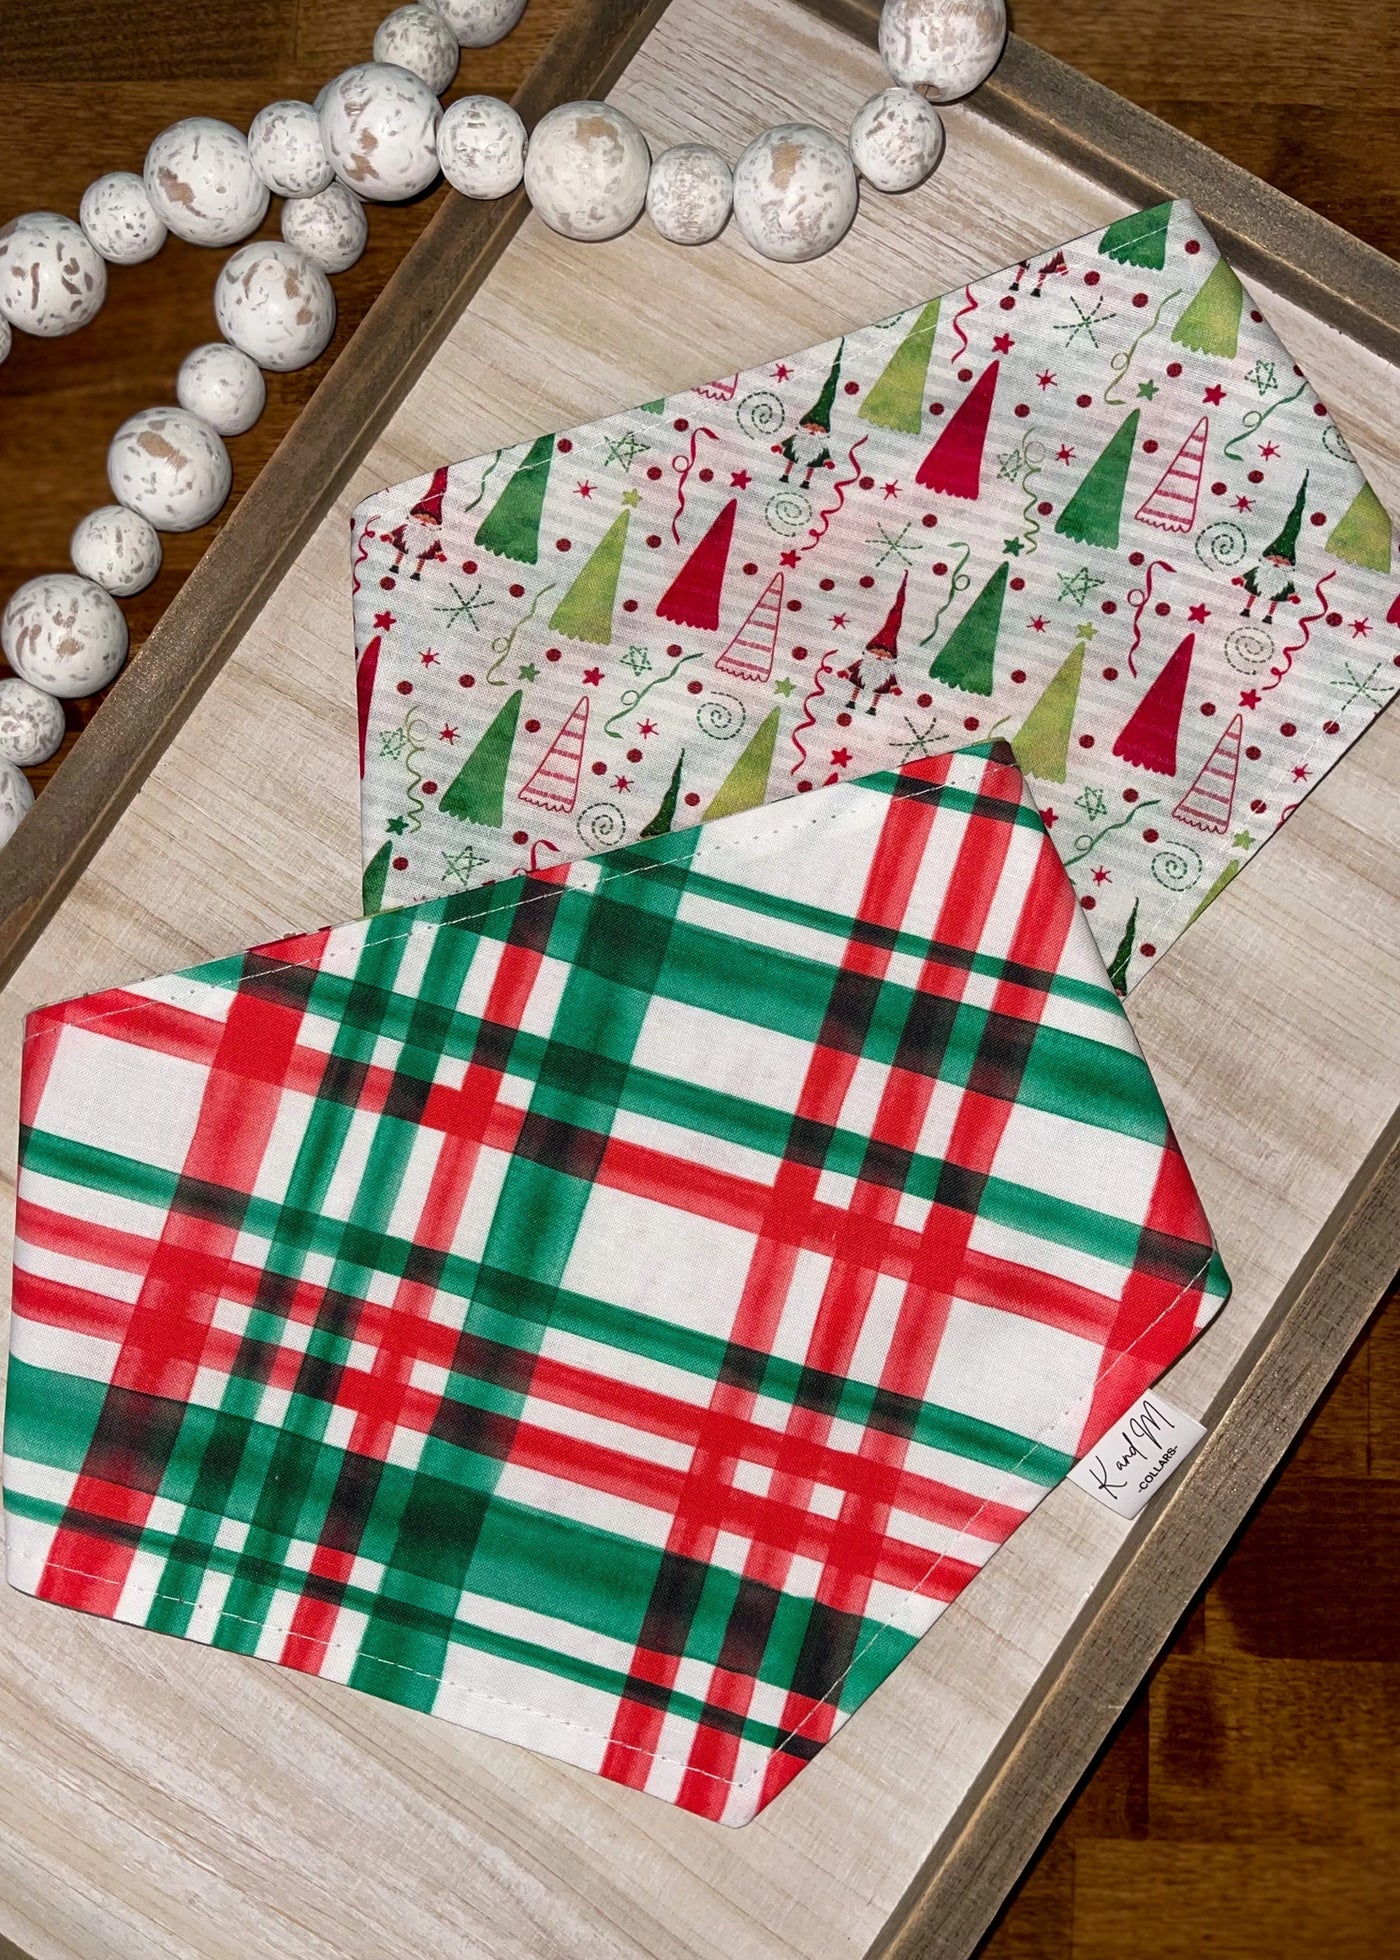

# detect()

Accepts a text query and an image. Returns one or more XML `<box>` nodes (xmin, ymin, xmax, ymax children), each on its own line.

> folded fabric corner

<box><xmin>352</xmin><ymin>195</ymin><xmax>1398</xmax><ymax>993</ymax></box>
<box><xmin>6</xmin><ymin>742</ymin><xmax>1227</xmax><ymax>1824</ymax></box>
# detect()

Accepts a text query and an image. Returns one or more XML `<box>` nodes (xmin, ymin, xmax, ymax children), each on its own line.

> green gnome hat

<box><xmin>1264</xmin><ymin>472</ymin><xmax>1309</xmax><ymax>567</ymax></box>
<box><xmin>800</xmin><ymin>340</ymin><xmax>845</xmax><ymax>435</ymax></box>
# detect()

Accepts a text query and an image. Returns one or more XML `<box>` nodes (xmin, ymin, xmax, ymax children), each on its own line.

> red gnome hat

<box><xmin>409</xmin><ymin>465</ymin><xmax>450</xmax><ymax>527</ymax></box>
<box><xmin>866</xmin><ymin>572</ymin><xmax>908</xmax><ymax>661</ymax></box>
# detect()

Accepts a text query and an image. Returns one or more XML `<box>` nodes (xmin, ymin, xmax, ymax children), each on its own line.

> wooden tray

<box><xmin>4</xmin><ymin>3</ymin><xmax>1400</xmax><ymax>1955</ymax></box>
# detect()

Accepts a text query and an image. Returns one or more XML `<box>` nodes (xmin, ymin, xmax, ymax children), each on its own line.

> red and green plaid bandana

<box><xmin>5</xmin><ymin>745</ymin><xmax>1228</xmax><ymax>1824</ymax></box>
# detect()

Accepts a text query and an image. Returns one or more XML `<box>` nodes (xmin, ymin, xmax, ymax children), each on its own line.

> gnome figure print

<box><xmin>774</xmin><ymin>341</ymin><xmax>844</xmax><ymax>488</ymax></box>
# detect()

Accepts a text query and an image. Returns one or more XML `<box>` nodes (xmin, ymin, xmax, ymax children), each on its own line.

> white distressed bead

<box><xmin>144</xmin><ymin>119</ymin><xmax>270</xmax><ymax>246</ymax></box>
<box><xmin>0</xmin><ymin>213</ymin><xmax>107</xmax><ymax>338</ymax></box>
<box><xmin>646</xmin><ymin>144</ymin><xmax>731</xmax><ymax>246</ymax></box>
<box><xmin>732</xmin><ymin>125</ymin><xmax>858</xmax><ymax>263</ymax></box>
<box><xmin>0</xmin><ymin>677</ymin><xmax>66</xmax><ymax>768</ymax></box>
<box><xmin>281</xmin><ymin>183</ymin><xmax>369</xmax><ymax>273</ymax></box>
<box><xmin>436</xmin><ymin>96</ymin><xmax>526</xmax><ymax>198</ymax></box>
<box><xmin>878</xmin><ymin>0</ymin><xmax>1007</xmax><ymax>100</ymax></box>
<box><xmin>215</xmin><ymin>241</ymin><xmax>337</xmax><ymax>372</ymax></box>
<box><xmin>248</xmin><ymin>100</ymin><xmax>335</xmax><ymax>198</ymax></box>
<box><xmin>0</xmin><ymin>317</ymin><xmax>9</xmax><ymax>365</ymax></box>
<box><xmin>374</xmin><ymin>8</ymin><xmax>460</xmax><ymax>93</ymax></box>
<box><xmin>80</xmin><ymin>171</ymin><xmax>167</xmax><ymax>265</ymax></box>
<box><xmin>71</xmin><ymin>505</ymin><xmax>163</xmax><ymax>596</ymax></box>
<box><xmin>2</xmin><ymin>574</ymin><xmax>128</xmax><ymax>699</ymax></box>
<box><xmin>177</xmin><ymin>343</ymin><xmax>266</xmax><ymax>437</ymax></box>
<box><xmin>523</xmin><ymin>101</ymin><xmax>650</xmax><ymax>243</ymax></box>
<box><xmin>427</xmin><ymin>0</ymin><xmax>527</xmax><ymax>46</ymax></box>
<box><xmin>108</xmin><ymin>408</ymin><xmax>232</xmax><ymax>533</ymax></box>
<box><xmin>319</xmin><ymin>63</ymin><xmax>442</xmax><ymax>202</ymax></box>
<box><xmin>849</xmin><ymin>87</ymin><xmax>945</xmax><ymax>192</ymax></box>
<box><xmin>0</xmin><ymin>758</ymin><xmax>35</xmax><ymax>849</ymax></box>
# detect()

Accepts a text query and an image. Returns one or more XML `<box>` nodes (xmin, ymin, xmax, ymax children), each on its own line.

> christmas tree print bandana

<box><xmin>352</xmin><ymin>199</ymin><xmax>1399</xmax><ymax>992</ymax></box>
<box><xmin>6</xmin><ymin>744</ymin><xmax>1229</xmax><ymax>1825</ymax></box>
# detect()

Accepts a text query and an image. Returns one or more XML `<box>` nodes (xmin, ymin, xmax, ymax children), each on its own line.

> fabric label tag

<box><xmin>1068</xmin><ymin>1391</ymin><xmax>1206</xmax><ymax>1519</ymax></box>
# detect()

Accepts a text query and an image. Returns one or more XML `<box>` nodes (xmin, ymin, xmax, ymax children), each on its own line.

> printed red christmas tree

<box><xmin>1112</xmin><ymin>632</ymin><xmax>1195</xmax><ymax>775</ymax></box>
<box><xmin>356</xmin><ymin>634</ymin><xmax>382</xmax><ymax>778</ymax></box>
<box><xmin>519</xmin><ymin>697</ymin><xmax>589</xmax><ymax>812</ymax></box>
<box><xmin>716</xmin><ymin>571</ymin><xmax>783</xmax><ymax>681</ymax></box>
<box><xmin>915</xmin><ymin>360</ymin><xmax>999</xmax><ymax>499</ymax></box>
<box><xmin>657</xmin><ymin>498</ymin><xmax>737</xmax><ymax>630</ymax></box>
<box><xmin>1172</xmin><ymin>712</ymin><xmax>1241</xmax><ymax>832</ymax></box>
<box><xmin>1136</xmin><ymin>417</ymin><xmax>1208</xmax><ymax>534</ymax></box>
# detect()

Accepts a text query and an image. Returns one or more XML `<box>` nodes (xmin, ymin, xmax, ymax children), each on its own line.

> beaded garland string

<box><xmin>0</xmin><ymin>0</ymin><xmax>1008</xmax><ymax>851</ymax></box>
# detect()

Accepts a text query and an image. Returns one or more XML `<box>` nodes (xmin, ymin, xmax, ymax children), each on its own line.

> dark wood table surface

<box><xmin>0</xmin><ymin>4</ymin><xmax>1396</xmax><ymax>1955</ymax></box>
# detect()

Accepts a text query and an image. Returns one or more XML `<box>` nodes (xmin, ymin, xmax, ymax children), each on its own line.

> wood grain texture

<box><xmin>1</xmin><ymin>2</ymin><xmax>1398</xmax><ymax>1956</ymax></box>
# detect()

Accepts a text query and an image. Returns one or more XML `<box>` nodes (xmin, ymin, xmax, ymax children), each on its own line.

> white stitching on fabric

<box><xmin>13</xmin><ymin>754</ymin><xmax>1223</xmax><ymax>1798</ymax></box>
<box><xmin>22</xmin><ymin>1251</ymin><xmax>1218</xmax><ymax>1798</ymax></box>
<box><xmin>22</xmin><ymin>769</ymin><xmax>1024</xmax><ymax>1042</ymax></box>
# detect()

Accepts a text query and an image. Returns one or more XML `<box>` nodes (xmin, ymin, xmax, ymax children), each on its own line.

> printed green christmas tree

<box><xmin>703</xmin><ymin>708</ymin><xmax>778</xmax><ymax>820</ymax></box>
<box><xmin>1012</xmin><ymin>638</ymin><xmax>1085</xmax><ymax>782</ymax></box>
<box><xmin>550</xmin><ymin>509</ymin><xmax>631</xmax><ymax>642</ymax></box>
<box><xmin>640</xmin><ymin>754</ymin><xmax>684</xmax><ymax>838</ymax></box>
<box><xmin>1327</xmin><ymin>482</ymin><xmax>1393</xmax><ymax>573</ymax></box>
<box><xmin>928</xmin><ymin>561</ymin><xmax>1008</xmax><ymax>694</ymax></box>
<box><xmin>361</xmin><ymin>840</ymin><xmax>392</xmax><ymax>915</ymax></box>
<box><xmin>1172</xmin><ymin>259</ymin><xmax>1244</xmax><ymax>359</ymax></box>
<box><xmin>440</xmin><ymin>689</ymin><xmax>522</xmax><ymax>826</ymax></box>
<box><xmin>1098</xmin><ymin>203</ymin><xmax>1172</xmax><ymax>270</ymax></box>
<box><xmin>1056</xmin><ymin>411</ymin><xmax>1140</xmax><ymax>549</ymax></box>
<box><xmin>860</xmin><ymin>299</ymin><xmax>941</xmax><ymax>434</ymax></box>
<box><xmin>475</xmin><ymin>434</ymin><xmax>554</xmax><ymax>563</ymax></box>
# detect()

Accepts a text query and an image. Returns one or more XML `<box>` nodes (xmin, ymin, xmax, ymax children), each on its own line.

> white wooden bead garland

<box><xmin>0</xmin><ymin>0</ymin><xmax>1007</xmax><ymax>857</ymax></box>
<box><xmin>0</xmin><ymin>758</ymin><xmax>35</xmax><ymax>849</ymax></box>
<box><xmin>177</xmin><ymin>344</ymin><xmax>268</xmax><ymax>438</ymax></box>
<box><xmin>2</xmin><ymin>575</ymin><xmax>129</xmax><ymax>699</ymax></box>
<box><xmin>0</xmin><ymin>213</ymin><xmax>107</xmax><ymax>337</ymax></box>
<box><xmin>247</xmin><ymin>102</ymin><xmax>336</xmax><ymax>199</ymax></box>
<box><xmin>106</xmin><ymin>408</ymin><xmax>232</xmax><ymax>533</ymax></box>
<box><xmin>374</xmin><ymin>7</ymin><xmax>462</xmax><ymax>94</ymax></box>
<box><xmin>143</xmin><ymin>119</ymin><xmax>271</xmax><ymax>246</ymax></box>
<box><xmin>80</xmin><ymin>172</ymin><xmax>168</xmax><ymax>266</ymax></box>
<box><xmin>71</xmin><ymin>507</ymin><xmax>163</xmax><ymax>597</ymax></box>
<box><xmin>318</xmin><ymin>64</ymin><xmax>444</xmax><ymax>202</ymax></box>
<box><xmin>214</xmin><ymin>242</ymin><xmax>337</xmax><ymax>372</ymax></box>
<box><xmin>281</xmin><ymin>183</ymin><xmax>369</xmax><ymax>273</ymax></box>
<box><xmin>0</xmin><ymin>679</ymin><xmax>67</xmax><ymax>769</ymax></box>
